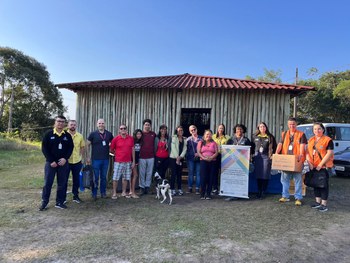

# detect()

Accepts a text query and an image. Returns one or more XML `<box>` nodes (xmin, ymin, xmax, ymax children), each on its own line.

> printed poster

<box><xmin>219</xmin><ymin>145</ymin><xmax>250</xmax><ymax>199</ymax></box>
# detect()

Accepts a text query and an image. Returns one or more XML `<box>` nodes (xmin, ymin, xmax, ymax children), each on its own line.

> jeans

<box><xmin>92</xmin><ymin>159</ymin><xmax>109</xmax><ymax>197</ymax></box>
<box><xmin>139</xmin><ymin>158</ymin><xmax>154</xmax><ymax>188</ymax></box>
<box><xmin>280</xmin><ymin>171</ymin><xmax>303</xmax><ymax>200</ymax></box>
<box><xmin>42</xmin><ymin>161</ymin><xmax>69</xmax><ymax>205</ymax></box>
<box><xmin>187</xmin><ymin>159</ymin><xmax>200</xmax><ymax>190</ymax></box>
<box><xmin>68</xmin><ymin>162</ymin><xmax>83</xmax><ymax>197</ymax></box>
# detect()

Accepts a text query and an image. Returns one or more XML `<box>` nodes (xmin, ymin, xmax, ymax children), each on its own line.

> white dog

<box><xmin>154</xmin><ymin>172</ymin><xmax>172</xmax><ymax>205</ymax></box>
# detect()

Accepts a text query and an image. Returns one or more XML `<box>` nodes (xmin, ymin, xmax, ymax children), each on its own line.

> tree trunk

<box><xmin>7</xmin><ymin>86</ymin><xmax>14</xmax><ymax>133</ymax></box>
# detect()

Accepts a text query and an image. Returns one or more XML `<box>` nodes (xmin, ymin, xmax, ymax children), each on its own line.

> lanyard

<box><xmin>234</xmin><ymin>136</ymin><xmax>243</xmax><ymax>145</ymax></box>
<box><xmin>99</xmin><ymin>132</ymin><xmax>106</xmax><ymax>141</ymax></box>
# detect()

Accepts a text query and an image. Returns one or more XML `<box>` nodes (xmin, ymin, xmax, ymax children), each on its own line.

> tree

<box><xmin>297</xmin><ymin>70</ymin><xmax>350</xmax><ymax>123</ymax></box>
<box><xmin>246</xmin><ymin>68</ymin><xmax>350</xmax><ymax>123</ymax></box>
<box><xmin>246</xmin><ymin>68</ymin><xmax>282</xmax><ymax>83</ymax></box>
<box><xmin>0</xmin><ymin>47</ymin><xmax>65</xmax><ymax>138</ymax></box>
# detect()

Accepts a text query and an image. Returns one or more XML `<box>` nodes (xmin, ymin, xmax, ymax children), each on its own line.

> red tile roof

<box><xmin>56</xmin><ymin>73</ymin><xmax>315</xmax><ymax>94</ymax></box>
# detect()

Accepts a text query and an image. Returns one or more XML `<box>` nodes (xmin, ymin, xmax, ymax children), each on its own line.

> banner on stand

<box><xmin>219</xmin><ymin>145</ymin><xmax>250</xmax><ymax>199</ymax></box>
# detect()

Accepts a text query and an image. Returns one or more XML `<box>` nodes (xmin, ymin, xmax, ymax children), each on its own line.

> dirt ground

<box><xmin>1</xmin><ymin>171</ymin><xmax>350</xmax><ymax>263</ymax></box>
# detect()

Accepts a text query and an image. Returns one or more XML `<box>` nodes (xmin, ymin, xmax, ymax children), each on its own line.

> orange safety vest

<box><xmin>281</xmin><ymin>130</ymin><xmax>306</xmax><ymax>162</ymax></box>
<box><xmin>307</xmin><ymin>135</ymin><xmax>334</xmax><ymax>168</ymax></box>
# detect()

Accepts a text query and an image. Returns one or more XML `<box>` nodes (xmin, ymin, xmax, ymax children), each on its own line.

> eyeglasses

<box><xmin>190</xmin><ymin>129</ymin><xmax>196</xmax><ymax>132</ymax></box>
<box><xmin>120</xmin><ymin>127</ymin><xmax>127</xmax><ymax>130</ymax></box>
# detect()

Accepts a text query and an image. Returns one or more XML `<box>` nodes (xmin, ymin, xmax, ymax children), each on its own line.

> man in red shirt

<box><xmin>110</xmin><ymin>125</ymin><xmax>135</xmax><ymax>199</ymax></box>
<box><xmin>139</xmin><ymin>119</ymin><xmax>156</xmax><ymax>195</ymax></box>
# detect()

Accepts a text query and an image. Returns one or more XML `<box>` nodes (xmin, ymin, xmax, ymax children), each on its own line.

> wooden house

<box><xmin>56</xmin><ymin>73</ymin><xmax>314</xmax><ymax>139</ymax></box>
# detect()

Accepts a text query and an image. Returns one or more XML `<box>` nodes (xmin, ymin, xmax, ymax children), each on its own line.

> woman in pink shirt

<box><xmin>197</xmin><ymin>130</ymin><xmax>218</xmax><ymax>200</ymax></box>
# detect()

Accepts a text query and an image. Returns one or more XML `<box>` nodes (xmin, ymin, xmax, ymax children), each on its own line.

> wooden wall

<box><xmin>75</xmin><ymin>87</ymin><xmax>290</xmax><ymax>141</ymax></box>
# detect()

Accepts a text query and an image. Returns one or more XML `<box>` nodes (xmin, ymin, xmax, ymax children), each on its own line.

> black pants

<box><xmin>42</xmin><ymin>161</ymin><xmax>69</xmax><ymax>205</ymax></box>
<box><xmin>314</xmin><ymin>173</ymin><xmax>329</xmax><ymax>200</ymax></box>
<box><xmin>200</xmin><ymin>160</ymin><xmax>217</xmax><ymax>198</ymax></box>
<box><xmin>68</xmin><ymin>162</ymin><xmax>82</xmax><ymax>197</ymax></box>
<box><xmin>257</xmin><ymin>178</ymin><xmax>269</xmax><ymax>193</ymax></box>
<box><xmin>155</xmin><ymin>157</ymin><xmax>169</xmax><ymax>179</ymax></box>
<box><xmin>170</xmin><ymin>158</ymin><xmax>183</xmax><ymax>190</ymax></box>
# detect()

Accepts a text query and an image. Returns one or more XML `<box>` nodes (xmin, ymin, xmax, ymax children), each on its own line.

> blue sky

<box><xmin>1</xmin><ymin>0</ymin><xmax>350</xmax><ymax>119</ymax></box>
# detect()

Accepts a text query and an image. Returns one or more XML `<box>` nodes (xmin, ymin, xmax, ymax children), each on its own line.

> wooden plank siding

<box><xmin>75</xmin><ymin>87</ymin><xmax>290</xmax><ymax>140</ymax></box>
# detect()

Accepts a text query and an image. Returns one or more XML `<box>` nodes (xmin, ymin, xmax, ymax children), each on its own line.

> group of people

<box><xmin>40</xmin><ymin>116</ymin><xmax>334</xmax><ymax>212</ymax></box>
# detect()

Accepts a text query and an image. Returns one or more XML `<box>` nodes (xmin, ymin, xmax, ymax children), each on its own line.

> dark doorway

<box><xmin>181</xmin><ymin>108</ymin><xmax>211</xmax><ymax>137</ymax></box>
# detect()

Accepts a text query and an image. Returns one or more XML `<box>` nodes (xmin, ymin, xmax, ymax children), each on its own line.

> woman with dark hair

<box><xmin>130</xmin><ymin>129</ymin><xmax>142</xmax><ymax>198</ymax></box>
<box><xmin>306</xmin><ymin>122</ymin><xmax>334</xmax><ymax>212</ymax></box>
<box><xmin>252</xmin><ymin>122</ymin><xmax>277</xmax><ymax>199</ymax></box>
<box><xmin>169</xmin><ymin>125</ymin><xmax>187</xmax><ymax>196</ymax></box>
<box><xmin>229</xmin><ymin>124</ymin><xmax>251</xmax><ymax>146</ymax></box>
<box><xmin>154</xmin><ymin>124</ymin><xmax>171</xmax><ymax>179</ymax></box>
<box><xmin>197</xmin><ymin>129</ymin><xmax>218</xmax><ymax>200</ymax></box>
<box><xmin>225</xmin><ymin>124</ymin><xmax>252</xmax><ymax>201</ymax></box>
<box><xmin>212</xmin><ymin>124</ymin><xmax>231</xmax><ymax>194</ymax></box>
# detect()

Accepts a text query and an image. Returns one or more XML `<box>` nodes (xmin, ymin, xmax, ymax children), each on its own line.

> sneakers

<box><xmin>73</xmin><ymin>196</ymin><xmax>82</xmax><ymax>203</ymax></box>
<box><xmin>178</xmin><ymin>190</ymin><xmax>184</xmax><ymax>196</ymax></box>
<box><xmin>195</xmin><ymin>189</ymin><xmax>200</xmax><ymax>195</ymax></box>
<box><xmin>200</xmin><ymin>196</ymin><xmax>205</xmax><ymax>200</ymax></box>
<box><xmin>39</xmin><ymin>202</ymin><xmax>48</xmax><ymax>211</ymax></box>
<box><xmin>55</xmin><ymin>203</ymin><xmax>67</xmax><ymax>209</ymax></box>
<box><xmin>279</xmin><ymin>197</ymin><xmax>290</xmax><ymax>203</ymax></box>
<box><xmin>318</xmin><ymin>205</ymin><xmax>328</xmax><ymax>212</ymax></box>
<box><xmin>186</xmin><ymin>188</ymin><xmax>192</xmax><ymax>194</ymax></box>
<box><xmin>205</xmin><ymin>196</ymin><xmax>212</xmax><ymax>200</ymax></box>
<box><xmin>212</xmin><ymin>189</ymin><xmax>218</xmax><ymax>195</ymax></box>
<box><xmin>311</xmin><ymin>202</ymin><xmax>321</xmax><ymax>209</ymax></box>
<box><xmin>295</xmin><ymin>199</ymin><xmax>302</xmax><ymax>206</ymax></box>
<box><xmin>171</xmin><ymin>190</ymin><xmax>176</xmax><ymax>196</ymax></box>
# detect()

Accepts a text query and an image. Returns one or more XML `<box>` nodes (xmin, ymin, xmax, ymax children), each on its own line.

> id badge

<box><xmin>58</xmin><ymin>143</ymin><xmax>62</xmax><ymax>150</ymax></box>
<box><xmin>288</xmin><ymin>145</ymin><xmax>293</xmax><ymax>151</ymax></box>
<box><xmin>259</xmin><ymin>146</ymin><xmax>264</xmax><ymax>153</ymax></box>
<box><xmin>102</xmin><ymin>140</ymin><xmax>106</xmax><ymax>146</ymax></box>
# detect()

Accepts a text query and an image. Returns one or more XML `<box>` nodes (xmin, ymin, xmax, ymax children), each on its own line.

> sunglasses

<box><xmin>190</xmin><ymin>129</ymin><xmax>196</xmax><ymax>132</ymax></box>
<box><xmin>120</xmin><ymin>127</ymin><xmax>127</xmax><ymax>130</ymax></box>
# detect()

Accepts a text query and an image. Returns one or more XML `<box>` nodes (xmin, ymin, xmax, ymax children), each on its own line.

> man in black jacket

<box><xmin>40</xmin><ymin>115</ymin><xmax>73</xmax><ymax>210</ymax></box>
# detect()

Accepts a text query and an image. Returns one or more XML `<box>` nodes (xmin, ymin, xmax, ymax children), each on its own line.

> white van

<box><xmin>297</xmin><ymin>123</ymin><xmax>350</xmax><ymax>153</ymax></box>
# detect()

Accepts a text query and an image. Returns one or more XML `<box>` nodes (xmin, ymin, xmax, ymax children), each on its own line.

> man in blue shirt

<box><xmin>86</xmin><ymin>118</ymin><xmax>113</xmax><ymax>200</ymax></box>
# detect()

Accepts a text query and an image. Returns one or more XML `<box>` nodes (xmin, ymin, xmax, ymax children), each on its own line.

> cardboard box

<box><xmin>271</xmin><ymin>154</ymin><xmax>304</xmax><ymax>173</ymax></box>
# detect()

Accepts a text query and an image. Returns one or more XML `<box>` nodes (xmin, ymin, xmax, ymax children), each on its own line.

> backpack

<box><xmin>79</xmin><ymin>165</ymin><xmax>95</xmax><ymax>191</ymax></box>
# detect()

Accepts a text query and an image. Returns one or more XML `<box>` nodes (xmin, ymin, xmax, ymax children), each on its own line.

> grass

<box><xmin>1</xmin><ymin>137</ymin><xmax>350</xmax><ymax>262</ymax></box>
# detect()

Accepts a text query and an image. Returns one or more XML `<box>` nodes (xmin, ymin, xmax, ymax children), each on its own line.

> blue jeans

<box><xmin>42</xmin><ymin>161</ymin><xmax>69</xmax><ymax>205</ymax></box>
<box><xmin>280</xmin><ymin>171</ymin><xmax>303</xmax><ymax>200</ymax></box>
<box><xmin>187</xmin><ymin>159</ymin><xmax>200</xmax><ymax>190</ymax></box>
<box><xmin>92</xmin><ymin>159</ymin><xmax>109</xmax><ymax>197</ymax></box>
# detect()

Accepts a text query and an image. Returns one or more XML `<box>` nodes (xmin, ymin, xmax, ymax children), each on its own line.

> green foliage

<box><xmin>246</xmin><ymin>68</ymin><xmax>282</xmax><ymax>83</ymax></box>
<box><xmin>0</xmin><ymin>47</ymin><xmax>66</xmax><ymax>139</ymax></box>
<box><xmin>297</xmin><ymin>70</ymin><xmax>350</xmax><ymax>123</ymax></box>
